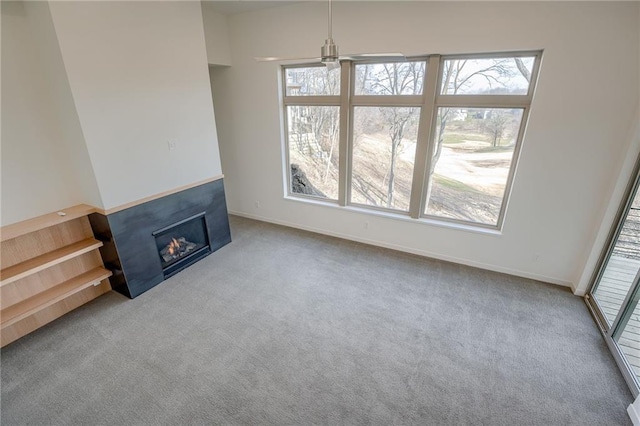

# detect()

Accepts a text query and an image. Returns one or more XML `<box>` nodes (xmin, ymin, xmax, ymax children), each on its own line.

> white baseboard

<box><xmin>229</xmin><ymin>210</ymin><xmax>574</xmax><ymax>289</ymax></box>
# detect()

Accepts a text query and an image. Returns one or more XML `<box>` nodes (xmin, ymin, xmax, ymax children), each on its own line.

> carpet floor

<box><xmin>1</xmin><ymin>215</ymin><xmax>633</xmax><ymax>425</ymax></box>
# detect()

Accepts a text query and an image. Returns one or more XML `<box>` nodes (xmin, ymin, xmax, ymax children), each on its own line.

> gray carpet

<box><xmin>1</xmin><ymin>215</ymin><xmax>633</xmax><ymax>425</ymax></box>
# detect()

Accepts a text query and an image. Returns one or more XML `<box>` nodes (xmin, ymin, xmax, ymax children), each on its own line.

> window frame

<box><xmin>281</xmin><ymin>50</ymin><xmax>543</xmax><ymax>230</ymax></box>
<box><xmin>282</xmin><ymin>63</ymin><xmax>341</xmax><ymax>203</ymax></box>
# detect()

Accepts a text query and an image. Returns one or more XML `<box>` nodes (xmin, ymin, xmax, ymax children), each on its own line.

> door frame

<box><xmin>586</xmin><ymin>153</ymin><xmax>640</xmax><ymax>397</ymax></box>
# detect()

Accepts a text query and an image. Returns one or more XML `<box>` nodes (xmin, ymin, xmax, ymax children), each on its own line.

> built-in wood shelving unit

<box><xmin>2</xmin><ymin>267</ymin><xmax>112</xmax><ymax>328</ymax></box>
<box><xmin>0</xmin><ymin>205</ymin><xmax>112</xmax><ymax>347</ymax></box>
<box><xmin>1</xmin><ymin>238</ymin><xmax>103</xmax><ymax>286</ymax></box>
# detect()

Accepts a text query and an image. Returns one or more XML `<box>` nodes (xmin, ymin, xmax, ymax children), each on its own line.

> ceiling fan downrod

<box><xmin>321</xmin><ymin>0</ymin><xmax>338</xmax><ymax>63</ymax></box>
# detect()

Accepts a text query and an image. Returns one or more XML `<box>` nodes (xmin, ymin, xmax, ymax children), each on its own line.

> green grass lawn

<box><xmin>443</xmin><ymin>132</ymin><xmax>490</xmax><ymax>145</ymax></box>
<box><xmin>474</xmin><ymin>145</ymin><xmax>514</xmax><ymax>153</ymax></box>
<box><xmin>433</xmin><ymin>174</ymin><xmax>480</xmax><ymax>193</ymax></box>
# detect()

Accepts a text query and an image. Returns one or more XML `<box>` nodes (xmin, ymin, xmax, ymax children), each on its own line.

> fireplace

<box><xmin>152</xmin><ymin>213</ymin><xmax>211</xmax><ymax>278</ymax></box>
<box><xmin>89</xmin><ymin>179</ymin><xmax>231</xmax><ymax>298</ymax></box>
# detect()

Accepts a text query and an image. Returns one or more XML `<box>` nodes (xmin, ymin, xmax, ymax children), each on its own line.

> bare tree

<box><xmin>514</xmin><ymin>58</ymin><xmax>531</xmax><ymax>82</ymax></box>
<box><xmin>433</xmin><ymin>59</ymin><xmax>512</xmax><ymax>167</ymax></box>
<box><xmin>484</xmin><ymin>110</ymin><xmax>510</xmax><ymax>147</ymax></box>
<box><xmin>425</xmin><ymin>58</ymin><xmax>532</xmax><ymax>207</ymax></box>
<box><xmin>381</xmin><ymin>107</ymin><xmax>416</xmax><ymax>207</ymax></box>
<box><xmin>363</xmin><ymin>62</ymin><xmax>423</xmax><ymax>208</ymax></box>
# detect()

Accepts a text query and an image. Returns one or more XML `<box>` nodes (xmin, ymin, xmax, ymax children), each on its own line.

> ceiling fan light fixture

<box><xmin>321</xmin><ymin>38</ymin><xmax>339</xmax><ymax>62</ymax></box>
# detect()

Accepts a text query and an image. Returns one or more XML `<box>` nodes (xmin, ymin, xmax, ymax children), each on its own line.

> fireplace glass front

<box><xmin>152</xmin><ymin>213</ymin><xmax>211</xmax><ymax>278</ymax></box>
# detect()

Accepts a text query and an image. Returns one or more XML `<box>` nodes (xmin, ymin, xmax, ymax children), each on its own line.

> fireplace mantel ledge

<box><xmin>97</xmin><ymin>174</ymin><xmax>224</xmax><ymax>216</ymax></box>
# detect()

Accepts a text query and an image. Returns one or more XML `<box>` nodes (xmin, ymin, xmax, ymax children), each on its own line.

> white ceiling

<box><xmin>203</xmin><ymin>0</ymin><xmax>633</xmax><ymax>15</ymax></box>
<box><xmin>203</xmin><ymin>1</ymin><xmax>304</xmax><ymax>15</ymax></box>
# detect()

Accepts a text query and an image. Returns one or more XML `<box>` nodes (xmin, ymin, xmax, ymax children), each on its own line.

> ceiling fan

<box><xmin>254</xmin><ymin>0</ymin><xmax>405</xmax><ymax>69</ymax></box>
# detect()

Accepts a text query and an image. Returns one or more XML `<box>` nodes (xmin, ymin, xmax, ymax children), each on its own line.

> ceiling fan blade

<box><xmin>340</xmin><ymin>53</ymin><xmax>406</xmax><ymax>61</ymax></box>
<box><xmin>254</xmin><ymin>56</ymin><xmax>320</xmax><ymax>62</ymax></box>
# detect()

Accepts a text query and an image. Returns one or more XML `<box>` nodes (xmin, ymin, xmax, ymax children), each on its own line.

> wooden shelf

<box><xmin>1</xmin><ymin>267</ymin><xmax>112</xmax><ymax>329</ymax></box>
<box><xmin>1</xmin><ymin>238</ymin><xmax>103</xmax><ymax>287</ymax></box>
<box><xmin>1</xmin><ymin>208</ymin><xmax>112</xmax><ymax>347</ymax></box>
<box><xmin>0</xmin><ymin>204</ymin><xmax>97</xmax><ymax>242</ymax></box>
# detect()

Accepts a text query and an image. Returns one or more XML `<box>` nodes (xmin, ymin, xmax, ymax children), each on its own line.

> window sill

<box><xmin>283</xmin><ymin>195</ymin><xmax>503</xmax><ymax>237</ymax></box>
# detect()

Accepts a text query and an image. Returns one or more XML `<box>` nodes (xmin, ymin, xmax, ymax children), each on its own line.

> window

<box><xmin>425</xmin><ymin>107</ymin><xmax>524</xmax><ymax>225</ymax></box>
<box><xmin>282</xmin><ymin>52</ymin><xmax>541</xmax><ymax>229</ymax></box>
<box><xmin>440</xmin><ymin>56</ymin><xmax>535</xmax><ymax>95</ymax></box>
<box><xmin>354</xmin><ymin>62</ymin><xmax>425</xmax><ymax>96</ymax></box>
<box><xmin>350</xmin><ymin>61</ymin><xmax>426</xmax><ymax>212</ymax></box>
<box><xmin>351</xmin><ymin>106</ymin><xmax>419</xmax><ymax>211</ymax></box>
<box><xmin>285</xmin><ymin>66</ymin><xmax>340</xmax><ymax>96</ymax></box>
<box><xmin>283</xmin><ymin>65</ymin><xmax>341</xmax><ymax>200</ymax></box>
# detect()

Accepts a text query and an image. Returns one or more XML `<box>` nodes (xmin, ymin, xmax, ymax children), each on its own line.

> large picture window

<box><xmin>283</xmin><ymin>65</ymin><xmax>340</xmax><ymax>200</ymax></box>
<box><xmin>282</xmin><ymin>52</ymin><xmax>542</xmax><ymax>229</ymax></box>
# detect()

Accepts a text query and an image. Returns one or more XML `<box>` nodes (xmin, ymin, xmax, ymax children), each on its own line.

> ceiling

<box><xmin>203</xmin><ymin>1</ymin><xmax>304</xmax><ymax>15</ymax></box>
<box><xmin>203</xmin><ymin>0</ymin><xmax>630</xmax><ymax>15</ymax></box>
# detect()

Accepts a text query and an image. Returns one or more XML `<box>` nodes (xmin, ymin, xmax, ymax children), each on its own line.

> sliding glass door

<box><xmin>612</xmin><ymin>293</ymin><xmax>640</xmax><ymax>380</ymax></box>
<box><xmin>588</xmin><ymin>156</ymin><xmax>640</xmax><ymax>396</ymax></box>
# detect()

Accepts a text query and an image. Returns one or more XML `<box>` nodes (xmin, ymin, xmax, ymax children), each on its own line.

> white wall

<box><xmin>201</xmin><ymin>1</ymin><xmax>232</xmax><ymax>66</ymax></box>
<box><xmin>1</xmin><ymin>1</ymin><xmax>94</xmax><ymax>226</ymax></box>
<box><xmin>575</xmin><ymin>112</ymin><xmax>640</xmax><ymax>295</ymax></box>
<box><xmin>24</xmin><ymin>1</ymin><xmax>103</xmax><ymax>211</ymax></box>
<box><xmin>211</xmin><ymin>1</ymin><xmax>640</xmax><ymax>288</ymax></box>
<box><xmin>49</xmin><ymin>1</ymin><xmax>223</xmax><ymax>210</ymax></box>
<box><xmin>210</xmin><ymin>65</ymin><xmax>241</xmax><ymax>208</ymax></box>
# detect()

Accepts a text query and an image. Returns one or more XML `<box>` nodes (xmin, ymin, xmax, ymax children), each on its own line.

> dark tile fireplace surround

<box><xmin>89</xmin><ymin>179</ymin><xmax>231</xmax><ymax>298</ymax></box>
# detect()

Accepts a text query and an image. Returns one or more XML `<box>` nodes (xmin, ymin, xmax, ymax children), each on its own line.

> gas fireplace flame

<box><xmin>167</xmin><ymin>238</ymin><xmax>181</xmax><ymax>255</ymax></box>
<box><xmin>160</xmin><ymin>236</ymin><xmax>199</xmax><ymax>265</ymax></box>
